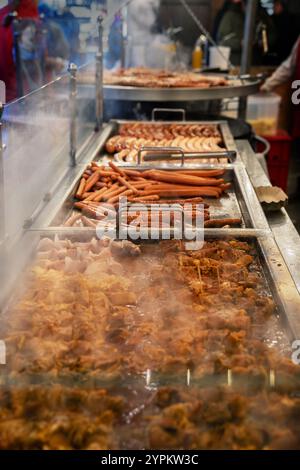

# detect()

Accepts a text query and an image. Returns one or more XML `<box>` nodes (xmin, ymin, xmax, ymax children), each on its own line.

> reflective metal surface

<box><xmin>236</xmin><ymin>140</ymin><xmax>300</xmax><ymax>295</ymax></box>
<box><xmin>107</xmin><ymin>119</ymin><xmax>239</xmax><ymax>163</ymax></box>
<box><xmin>102</xmin><ymin>77</ymin><xmax>262</xmax><ymax>102</ymax></box>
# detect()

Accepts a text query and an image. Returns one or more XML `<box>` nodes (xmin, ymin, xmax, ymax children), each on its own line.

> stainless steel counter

<box><xmin>1</xmin><ymin>129</ymin><xmax>300</xmax><ymax>338</ymax></box>
<box><xmin>236</xmin><ymin>140</ymin><xmax>300</xmax><ymax>295</ymax></box>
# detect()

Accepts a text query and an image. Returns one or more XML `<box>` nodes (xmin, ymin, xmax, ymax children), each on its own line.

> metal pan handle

<box><xmin>161</xmin><ymin>150</ymin><xmax>236</xmax><ymax>162</ymax></box>
<box><xmin>137</xmin><ymin>146</ymin><xmax>185</xmax><ymax>166</ymax></box>
<box><xmin>151</xmin><ymin>108</ymin><xmax>186</xmax><ymax>122</ymax></box>
<box><xmin>186</xmin><ymin>150</ymin><xmax>237</xmax><ymax>162</ymax></box>
<box><xmin>253</xmin><ymin>135</ymin><xmax>271</xmax><ymax>158</ymax></box>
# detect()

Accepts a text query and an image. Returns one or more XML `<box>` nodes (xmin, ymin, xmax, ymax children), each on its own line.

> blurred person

<box><xmin>261</xmin><ymin>35</ymin><xmax>300</xmax><ymax>139</ymax></box>
<box><xmin>0</xmin><ymin>0</ymin><xmax>69</xmax><ymax>101</ymax></box>
<box><xmin>0</xmin><ymin>0</ymin><xmax>39</xmax><ymax>101</ymax></box>
<box><xmin>216</xmin><ymin>0</ymin><xmax>244</xmax><ymax>65</ymax></box>
<box><xmin>272</xmin><ymin>0</ymin><xmax>298</xmax><ymax>63</ymax></box>
<box><xmin>254</xmin><ymin>4</ymin><xmax>277</xmax><ymax>64</ymax></box>
<box><xmin>17</xmin><ymin>18</ymin><xmax>43</xmax><ymax>92</ymax></box>
<box><xmin>39</xmin><ymin>3</ymin><xmax>70</xmax><ymax>68</ymax></box>
<box><xmin>126</xmin><ymin>0</ymin><xmax>181</xmax><ymax>69</ymax></box>
<box><xmin>52</xmin><ymin>0</ymin><xmax>80</xmax><ymax>63</ymax></box>
<box><xmin>126</xmin><ymin>0</ymin><xmax>170</xmax><ymax>68</ymax></box>
<box><xmin>212</xmin><ymin>0</ymin><xmax>231</xmax><ymax>41</ymax></box>
<box><xmin>216</xmin><ymin>0</ymin><xmax>277</xmax><ymax>66</ymax></box>
<box><xmin>105</xmin><ymin>12</ymin><xmax>122</xmax><ymax>70</ymax></box>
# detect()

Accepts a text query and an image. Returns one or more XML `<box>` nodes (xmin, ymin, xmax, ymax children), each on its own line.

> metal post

<box><xmin>12</xmin><ymin>14</ymin><xmax>24</xmax><ymax>98</ymax></box>
<box><xmin>68</xmin><ymin>63</ymin><xmax>77</xmax><ymax>167</ymax></box>
<box><xmin>0</xmin><ymin>103</ymin><xmax>5</xmax><ymax>286</ymax></box>
<box><xmin>120</xmin><ymin>10</ymin><xmax>128</xmax><ymax>68</ymax></box>
<box><xmin>95</xmin><ymin>16</ymin><xmax>104</xmax><ymax>132</ymax></box>
<box><xmin>40</xmin><ymin>17</ymin><xmax>48</xmax><ymax>84</ymax></box>
<box><xmin>239</xmin><ymin>0</ymin><xmax>258</xmax><ymax>119</ymax></box>
<box><xmin>0</xmin><ymin>103</ymin><xmax>5</xmax><ymax>242</ymax></box>
<box><xmin>120</xmin><ymin>14</ymin><xmax>125</xmax><ymax>68</ymax></box>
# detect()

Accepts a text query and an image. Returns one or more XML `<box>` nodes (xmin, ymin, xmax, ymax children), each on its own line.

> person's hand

<box><xmin>260</xmin><ymin>82</ymin><xmax>270</xmax><ymax>93</ymax></box>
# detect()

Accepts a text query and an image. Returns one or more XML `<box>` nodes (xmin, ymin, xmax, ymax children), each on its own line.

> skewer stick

<box><xmin>187</xmin><ymin>368</ymin><xmax>191</xmax><ymax>387</ymax></box>
<box><xmin>216</xmin><ymin>266</ymin><xmax>221</xmax><ymax>288</ymax></box>
<box><xmin>227</xmin><ymin>369</ymin><xmax>233</xmax><ymax>387</ymax></box>
<box><xmin>196</xmin><ymin>261</ymin><xmax>204</xmax><ymax>295</ymax></box>
<box><xmin>269</xmin><ymin>369</ymin><xmax>276</xmax><ymax>388</ymax></box>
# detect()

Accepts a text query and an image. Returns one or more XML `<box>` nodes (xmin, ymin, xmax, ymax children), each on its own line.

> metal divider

<box><xmin>69</xmin><ymin>63</ymin><xmax>78</xmax><ymax>168</ymax></box>
<box><xmin>0</xmin><ymin>103</ymin><xmax>5</xmax><ymax>242</ymax></box>
<box><xmin>95</xmin><ymin>16</ymin><xmax>104</xmax><ymax>132</ymax></box>
<box><xmin>0</xmin><ymin>102</ymin><xmax>6</xmax><ymax>291</ymax></box>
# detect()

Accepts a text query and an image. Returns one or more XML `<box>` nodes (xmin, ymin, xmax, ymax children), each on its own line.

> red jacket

<box><xmin>0</xmin><ymin>1</ymin><xmax>39</xmax><ymax>102</ymax></box>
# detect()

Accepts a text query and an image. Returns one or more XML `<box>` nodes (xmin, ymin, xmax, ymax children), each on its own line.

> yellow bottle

<box><xmin>192</xmin><ymin>45</ymin><xmax>203</xmax><ymax>70</ymax></box>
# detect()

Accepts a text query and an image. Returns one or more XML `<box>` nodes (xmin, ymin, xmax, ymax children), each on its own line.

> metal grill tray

<box><xmin>97</xmin><ymin>119</ymin><xmax>239</xmax><ymax>164</ymax></box>
<box><xmin>48</xmin><ymin>163</ymin><xmax>268</xmax><ymax>231</ymax></box>
<box><xmin>101</xmin><ymin>76</ymin><xmax>262</xmax><ymax>102</ymax></box>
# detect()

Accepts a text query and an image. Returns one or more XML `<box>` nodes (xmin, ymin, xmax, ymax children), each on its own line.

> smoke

<box><xmin>0</xmin><ymin>63</ymin><xmax>96</xmax><ymax>309</ymax></box>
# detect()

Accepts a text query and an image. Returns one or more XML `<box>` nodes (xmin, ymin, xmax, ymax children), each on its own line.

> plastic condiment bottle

<box><xmin>192</xmin><ymin>44</ymin><xmax>203</xmax><ymax>70</ymax></box>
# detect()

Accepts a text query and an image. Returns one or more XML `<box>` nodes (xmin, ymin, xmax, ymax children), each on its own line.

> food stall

<box><xmin>0</xmin><ymin>0</ymin><xmax>300</xmax><ymax>452</ymax></box>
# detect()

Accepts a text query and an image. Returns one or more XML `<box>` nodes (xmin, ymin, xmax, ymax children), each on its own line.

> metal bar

<box><xmin>239</xmin><ymin>0</ymin><xmax>258</xmax><ymax>119</ymax></box>
<box><xmin>12</xmin><ymin>15</ymin><xmax>24</xmax><ymax>98</ymax></box>
<box><xmin>0</xmin><ymin>102</ymin><xmax>6</xmax><ymax>289</ymax></box>
<box><xmin>143</xmin><ymin>150</ymin><xmax>237</xmax><ymax>163</ymax></box>
<box><xmin>68</xmin><ymin>63</ymin><xmax>78</xmax><ymax>167</ymax></box>
<box><xmin>137</xmin><ymin>146</ymin><xmax>185</xmax><ymax>166</ymax></box>
<box><xmin>238</xmin><ymin>98</ymin><xmax>248</xmax><ymax>122</ymax></box>
<box><xmin>120</xmin><ymin>11</ymin><xmax>128</xmax><ymax>68</ymax></box>
<box><xmin>0</xmin><ymin>103</ymin><xmax>5</xmax><ymax>242</ymax></box>
<box><xmin>28</xmin><ymin>227</ymin><xmax>270</xmax><ymax>238</ymax></box>
<box><xmin>241</xmin><ymin>0</ymin><xmax>258</xmax><ymax>74</ymax></box>
<box><xmin>40</xmin><ymin>24</ymin><xmax>48</xmax><ymax>84</ymax></box>
<box><xmin>252</xmin><ymin>135</ymin><xmax>271</xmax><ymax>158</ymax></box>
<box><xmin>95</xmin><ymin>16</ymin><xmax>104</xmax><ymax>132</ymax></box>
